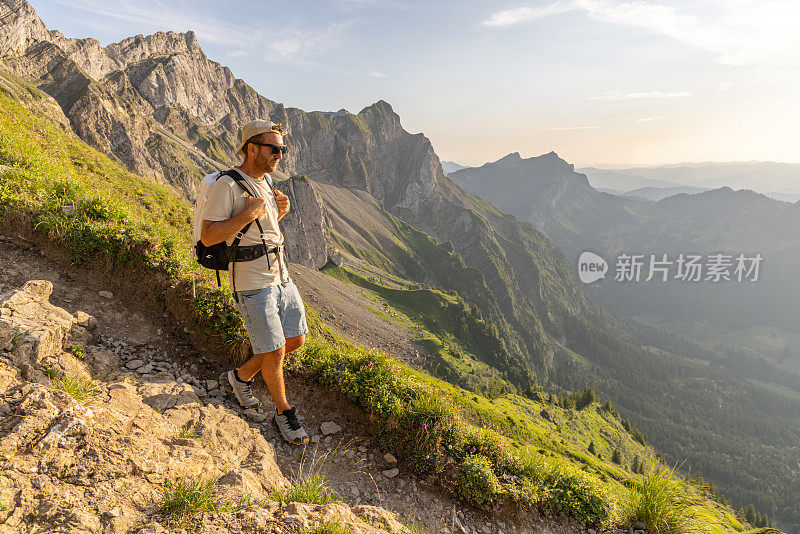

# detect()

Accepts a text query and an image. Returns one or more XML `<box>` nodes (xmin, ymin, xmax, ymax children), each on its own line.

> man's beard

<box><xmin>255</xmin><ymin>153</ymin><xmax>277</xmax><ymax>174</ymax></box>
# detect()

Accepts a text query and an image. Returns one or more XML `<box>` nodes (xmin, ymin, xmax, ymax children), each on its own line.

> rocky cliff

<box><xmin>0</xmin><ymin>278</ymin><xmax>406</xmax><ymax>533</ymax></box>
<box><xmin>278</xmin><ymin>175</ymin><xmax>330</xmax><ymax>269</ymax></box>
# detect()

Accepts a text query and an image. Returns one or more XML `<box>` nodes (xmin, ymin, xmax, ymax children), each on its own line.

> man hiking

<box><xmin>200</xmin><ymin>119</ymin><xmax>309</xmax><ymax>445</ymax></box>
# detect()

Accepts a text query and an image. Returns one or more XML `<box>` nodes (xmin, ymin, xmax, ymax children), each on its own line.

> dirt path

<box><xmin>0</xmin><ymin>232</ymin><xmax>588</xmax><ymax>534</ymax></box>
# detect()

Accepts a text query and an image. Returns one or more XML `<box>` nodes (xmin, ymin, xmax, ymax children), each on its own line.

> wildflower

<box><xmin>421</xmin><ymin>423</ymin><xmax>428</xmax><ymax>430</ymax></box>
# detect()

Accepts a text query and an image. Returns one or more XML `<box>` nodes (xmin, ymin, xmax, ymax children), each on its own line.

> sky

<box><xmin>28</xmin><ymin>0</ymin><xmax>800</xmax><ymax>167</ymax></box>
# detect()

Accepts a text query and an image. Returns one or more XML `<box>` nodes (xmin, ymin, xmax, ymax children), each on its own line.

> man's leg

<box><xmin>270</xmin><ymin>334</ymin><xmax>308</xmax><ymax>444</ymax></box>
<box><xmin>235</xmin><ymin>334</ymin><xmax>304</xmax><ymax>411</ymax></box>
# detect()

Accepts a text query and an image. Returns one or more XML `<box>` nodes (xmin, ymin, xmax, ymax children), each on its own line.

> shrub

<box><xmin>623</xmin><ymin>463</ymin><xmax>705</xmax><ymax>534</ymax></box>
<box><xmin>455</xmin><ymin>425</ymin><xmax>522</xmax><ymax>476</ymax></box>
<box><xmin>399</xmin><ymin>392</ymin><xmax>456</xmax><ymax>475</ymax></box>
<box><xmin>457</xmin><ymin>455</ymin><xmax>502</xmax><ymax>506</ymax></box>
<box><xmin>544</xmin><ymin>468</ymin><xmax>612</xmax><ymax>527</ymax></box>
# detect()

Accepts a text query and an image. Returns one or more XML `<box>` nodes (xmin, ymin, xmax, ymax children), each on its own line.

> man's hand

<box><xmin>275</xmin><ymin>190</ymin><xmax>290</xmax><ymax>220</ymax></box>
<box><xmin>245</xmin><ymin>196</ymin><xmax>267</xmax><ymax>221</ymax></box>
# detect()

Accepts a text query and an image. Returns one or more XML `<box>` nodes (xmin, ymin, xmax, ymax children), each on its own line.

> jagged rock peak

<box><xmin>355</xmin><ymin>99</ymin><xmax>403</xmax><ymax>133</ymax></box>
<box><xmin>358</xmin><ymin>99</ymin><xmax>395</xmax><ymax>117</ymax></box>
<box><xmin>494</xmin><ymin>152</ymin><xmax>522</xmax><ymax>164</ymax></box>
<box><xmin>0</xmin><ymin>0</ymin><xmax>52</xmax><ymax>54</ymax></box>
<box><xmin>106</xmin><ymin>30</ymin><xmax>203</xmax><ymax>64</ymax></box>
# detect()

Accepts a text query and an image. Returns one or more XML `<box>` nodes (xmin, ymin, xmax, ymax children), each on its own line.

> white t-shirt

<box><xmin>202</xmin><ymin>168</ymin><xmax>286</xmax><ymax>290</ymax></box>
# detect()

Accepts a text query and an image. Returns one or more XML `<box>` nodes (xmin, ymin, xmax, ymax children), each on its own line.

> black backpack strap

<box><xmin>217</xmin><ymin>169</ymin><xmax>287</xmax><ymax>289</ymax></box>
<box><xmin>228</xmin><ymin>219</ymin><xmax>255</xmax><ymax>296</ymax></box>
<box><xmin>226</xmin><ymin>170</ymin><xmax>278</xmax><ymax>268</ymax></box>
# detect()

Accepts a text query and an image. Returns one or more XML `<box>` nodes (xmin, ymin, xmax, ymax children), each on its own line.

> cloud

<box><xmin>545</xmin><ymin>125</ymin><xmax>599</xmax><ymax>131</ymax></box>
<box><xmin>47</xmin><ymin>0</ymin><xmax>245</xmax><ymax>46</ymax></box>
<box><xmin>332</xmin><ymin>0</ymin><xmax>399</xmax><ymax>8</ymax></box>
<box><xmin>371</xmin><ymin>71</ymin><xmax>388</xmax><ymax>77</ymax></box>
<box><xmin>482</xmin><ymin>2</ymin><xmax>575</xmax><ymax>26</ymax></box>
<box><xmin>482</xmin><ymin>0</ymin><xmax>800</xmax><ymax>66</ymax></box>
<box><xmin>48</xmin><ymin>0</ymin><xmax>354</xmax><ymax>65</ymax></box>
<box><xmin>591</xmin><ymin>91</ymin><xmax>693</xmax><ymax>100</ymax></box>
<box><xmin>636</xmin><ymin>116</ymin><xmax>665</xmax><ymax>121</ymax></box>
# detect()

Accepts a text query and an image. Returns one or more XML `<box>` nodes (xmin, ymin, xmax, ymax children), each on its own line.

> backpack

<box><xmin>192</xmin><ymin>169</ymin><xmax>283</xmax><ymax>294</ymax></box>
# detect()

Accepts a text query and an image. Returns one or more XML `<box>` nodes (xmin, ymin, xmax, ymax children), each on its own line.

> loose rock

<box><xmin>125</xmin><ymin>359</ymin><xmax>145</xmax><ymax>370</ymax></box>
<box><xmin>381</xmin><ymin>468</ymin><xmax>400</xmax><ymax>479</ymax></box>
<box><xmin>320</xmin><ymin>421</ymin><xmax>342</xmax><ymax>435</ymax></box>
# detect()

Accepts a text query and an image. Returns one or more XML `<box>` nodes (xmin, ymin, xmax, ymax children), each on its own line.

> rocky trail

<box><xmin>0</xmin><ymin>233</ymin><xmax>592</xmax><ymax>534</ymax></box>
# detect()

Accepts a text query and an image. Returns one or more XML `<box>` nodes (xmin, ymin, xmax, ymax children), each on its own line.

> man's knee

<box><xmin>257</xmin><ymin>347</ymin><xmax>284</xmax><ymax>368</ymax></box>
<box><xmin>286</xmin><ymin>334</ymin><xmax>305</xmax><ymax>353</ymax></box>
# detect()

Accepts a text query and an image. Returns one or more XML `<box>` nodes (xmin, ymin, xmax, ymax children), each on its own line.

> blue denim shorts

<box><xmin>234</xmin><ymin>279</ymin><xmax>309</xmax><ymax>354</ymax></box>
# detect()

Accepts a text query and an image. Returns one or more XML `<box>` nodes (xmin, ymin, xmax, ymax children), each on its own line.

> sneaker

<box><xmin>274</xmin><ymin>406</ymin><xmax>309</xmax><ymax>445</ymax></box>
<box><xmin>220</xmin><ymin>370</ymin><xmax>261</xmax><ymax>409</ymax></box>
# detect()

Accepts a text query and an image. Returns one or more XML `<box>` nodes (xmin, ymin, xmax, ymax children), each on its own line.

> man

<box><xmin>200</xmin><ymin>119</ymin><xmax>309</xmax><ymax>445</ymax></box>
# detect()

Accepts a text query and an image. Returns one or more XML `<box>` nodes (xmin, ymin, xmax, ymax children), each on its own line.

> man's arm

<box><xmin>201</xmin><ymin>196</ymin><xmax>266</xmax><ymax>246</ymax></box>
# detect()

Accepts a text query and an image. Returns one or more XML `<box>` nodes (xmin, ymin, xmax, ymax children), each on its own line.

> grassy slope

<box><xmin>0</xmin><ymin>91</ymin><xmax>755</xmax><ymax>533</ymax></box>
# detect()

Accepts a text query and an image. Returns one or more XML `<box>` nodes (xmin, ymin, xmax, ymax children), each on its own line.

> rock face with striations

<box><xmin>278</xmin><ymin>175</ymin><xmax>330</xmax><ymax>269</ymax></box>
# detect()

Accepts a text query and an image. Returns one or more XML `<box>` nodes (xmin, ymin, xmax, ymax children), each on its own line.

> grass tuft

<box><xmin>161</xmin><ymin>477</ymin><xmax>217</xmax><ymax>519</ymax></box>
<box><xmin>52</xmin><ymin>374</ymin><xmax>99</xmax><ymax>405</ymax></box>
<box><xmin>300</xmin><ymin>521</ymin><xmax>354</xmax><ymax>534</ymax></box>
<box><xmin>272</xmin><ymin>445</ymin><xmax>341</xmax><ymax>505</ymax></box>
<box><xmin>623</xmin><ymin>462</ymin><xmax>705</xmax><ymax>534</ymax></box>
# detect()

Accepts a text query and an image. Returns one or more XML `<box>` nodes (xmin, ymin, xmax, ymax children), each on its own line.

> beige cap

<box><xmin>236</xmin><ymin>119</ymin><xmax>276</xmax><ymax>156</ymax></box>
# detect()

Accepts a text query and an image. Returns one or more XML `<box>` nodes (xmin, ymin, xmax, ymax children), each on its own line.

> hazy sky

<box><xmin>30</xmin><ymin>0</ymin><xmax>800</xmax><ymax>167</ymax></box>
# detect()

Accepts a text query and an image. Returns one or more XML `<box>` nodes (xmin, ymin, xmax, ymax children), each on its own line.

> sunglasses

<box><xmin>251</xmin><ymin>142</ymin><xmax>288</xmax><ymax>156</ymax></box>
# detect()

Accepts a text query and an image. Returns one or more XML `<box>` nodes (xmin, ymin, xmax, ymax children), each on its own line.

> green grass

<box><xmin>160</xmin><ymin>477</ymin><xmax>268</xmax><ymax>523</ymax></box>
<box><xmin>300</xmin><ymin>521</ymin><xmax>354</xmax><ymax>534</ymax></box>
<box><xmin>0</xmin><ymin>91</ymin><xmax>760</xmax><ymax>533</ymax></box>
<box><xmin>271</xmin><ymin>445</ymin><xmax>340</xmax><ymax>505</ymax></box>
<box><xmin>161</xmin><ymin>477</ymin><xmax>217</xmax><ymax>519</ymax></box>
<box><xmin>623</xmin><ymin>463</ymin><xmax>706</xmax><ymax>534</ymax></box>
<box><xmin>52</xmin><ymin>374</ymin><xmax>99</xmax><ymax>405</ymax></box>
<box><xmin>322</xmin><ymin>265</ymin><xmax>532</xmax><ymax>395</ymax></box>
<box><xmin>176</xmin><ymin>424</ymin><xmax>200</xmax><ymax>439</ymax></box>
<box><xmin>290</xmin><ymin>334</ymin><xmax>613</xmax><ymax>527</ymax></box>
<box><xmin>275</xmin><ymin>474</ymin><xmax>339</xmax><ymax>506</ymax></box>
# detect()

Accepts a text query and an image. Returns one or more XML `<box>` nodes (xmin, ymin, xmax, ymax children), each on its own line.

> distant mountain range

<box><xmin>451</xmin><ymin>151</ymin><xmax>800</xmax><ymax>362</ymax></box>
<box><xmin>441</xmin><ymin>160</ymin><xmax>467</xmax><ymax>175</ymax></box>
<box><xmin>580</xmin><ymin>163</ymin><xmax>800</xmax><ymax>203</ymax></box>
